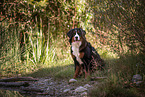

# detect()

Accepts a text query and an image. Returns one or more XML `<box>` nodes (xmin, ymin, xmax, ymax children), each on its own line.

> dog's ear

<box><xmin>80</xmin><ymin>28</ymin><xmax>86</xmax><ymax>38</ymax></box>
<box><xmin>80</xmin><ymin>28</ymin><xmax>86</xmax><ymax>36</ymax></box>
<box><xmin>82</xmin><ymin>29</ymin><xmax>86</xmax><ymax>36</ymax></box>
<box><xmin>67</xmin><ymin>29</ymin><xmax>73</xmax><ymax>38</ymax></box>
<box><xmin>67</xmin><ymin>29</ymin><xmax>73</xmax><ymax>44</ymax></box>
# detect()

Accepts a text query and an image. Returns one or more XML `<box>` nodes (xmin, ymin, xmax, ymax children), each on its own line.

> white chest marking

<box><xmin>72</xmin><ymin>41</ymin><xmax>83</xmax><ymax>64</ymax></box>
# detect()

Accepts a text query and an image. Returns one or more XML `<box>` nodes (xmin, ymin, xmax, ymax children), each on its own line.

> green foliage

<box><xmin>26</xmin><ymin>23</ymin><xmax>55</xmax><ymax>65</ymax></box>
<box><xmin>0</xmin><ymin>0</ymin><xmax>144</xmax><ymax>96</ymax></box>
<box><xmin>89</xmin><ymin>0</ymin><xmax>145</xmax><ymax>54</ymax></box>
<box><xmin>89</xmin><ymin>53</ymin><xmax>145</xmax><ymax>97</ymax></box>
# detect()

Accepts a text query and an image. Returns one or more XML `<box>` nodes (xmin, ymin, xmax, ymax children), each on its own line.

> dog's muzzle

<box><xmin>75</xmin><ymin>36</ymin><xmax>79</xmax><ymax>41</ymax></box>
<box><xmin>74</xmin><ymin>32</ymin><xmax>80</xmax><ymax>41</ymax></box>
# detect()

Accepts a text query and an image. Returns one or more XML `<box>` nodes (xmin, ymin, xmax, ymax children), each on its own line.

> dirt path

<box><xmin>25</xmin><ymin>77</ymin><xmax>100</xmax><ymax>97</ymax></box>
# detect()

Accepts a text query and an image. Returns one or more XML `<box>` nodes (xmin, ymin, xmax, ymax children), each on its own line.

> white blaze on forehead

<box><xmin>75</xmin><ymin>32</ymin><xmax>79</xmax><ymax>37</ymax></box>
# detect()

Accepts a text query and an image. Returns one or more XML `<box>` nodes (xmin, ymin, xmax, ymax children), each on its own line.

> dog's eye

<box><xmin>73</xmin><ymin>31</ymin><xmax>76</xmax><ymax>35</ymax></box>
<box><xmin>77</xmin><ymin>31</ymin><xmax>81</xmax><ymax>35</ymax></box>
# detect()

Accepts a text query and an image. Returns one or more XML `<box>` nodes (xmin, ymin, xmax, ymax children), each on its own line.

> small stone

<box><xmin>69</xmin><ymin>79</ymin><xmax>77</xmax><ymax>83</ymax></box>
<box><xmin>132</xmin><ymin>74</ymin><xmax>142</xmax><ymax>82</ymax></box>
<box><xmin>84</xmin><ymin>84</ymin><xmax>91</xmax><ymax>88</ymax></box>
<box><xmin>63</xmin><ymin>89</ymin><xmax>70</xmax><ymax>93</ymax></box>
<box><xmin>44</xmin><ymin>79</ymin><xmax>49</xmax><ymax>82</ymax></box>
<box><xmin>49</xmin><ymin>82</ymin><xmax>54</xmax><ymax>85</ymax></box>
<box><xmin>47</xmin><ymin>87</ymin><xmax>50</xmax><ymax>91</ymax></box>
<box><xmin>75</xmin><ymin>86</ymin><xmax>87</xmax><ymax>93</ymax></box>
<box><xmin>81</xmin><ymin>92</ymin><xmax>88</xmax><ymax>96</ymax></box>
<box><xmin>136</xmin><ymin>81</ymin><xmax>143</xmax><ymax>86</ymax></box>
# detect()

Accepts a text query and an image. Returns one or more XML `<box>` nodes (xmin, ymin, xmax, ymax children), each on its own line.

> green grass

<box><xmin>88</xmin><ymin>53</ymin><xmax>145</xmax><ymax>97</ymax></box>
<box><xmin>0</xmin><ymin>17</ymin><xmax>72</xmax><ymax>77</ymax></box>
<box><xmin>0</xmin><ymin>90</ymin><xmax>23</xmax><ymax>97</ymax></box>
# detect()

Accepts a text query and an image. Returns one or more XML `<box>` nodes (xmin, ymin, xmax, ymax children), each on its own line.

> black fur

<box><xmin>67</xmin><ymin>28</ymin><xmax>86</xmax><ymax>45</ymax></box>
<box><xmin>67</xmin><ymin>28</ymin><xmax>105</xmax><ymax>78</ymax></box>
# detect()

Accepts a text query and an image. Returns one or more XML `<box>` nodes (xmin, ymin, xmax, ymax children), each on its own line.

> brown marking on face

<box><xmin>71</xmin><ymin>30</ymin><xmax>82</xmax><ymax>43</ymax></box>
<box><xmin>79</xmin><ymin>52</ymin><xmax>84</xmax><ymax>58</ymax></box>
<box><xmin>72</xmin><ymin>31</ymin><xmax>76</xmax><ymax>42</ymax></box>
<box><xmin>71</xmin><ymin>36</ymin><xmax>75</xmax><ymax>43</ymax></box>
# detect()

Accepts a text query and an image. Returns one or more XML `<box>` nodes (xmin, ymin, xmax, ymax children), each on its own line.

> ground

<box><xmin>24</xmin><ymin>77</ymin><xmax>101</xmax><ymax>97</ymax></box>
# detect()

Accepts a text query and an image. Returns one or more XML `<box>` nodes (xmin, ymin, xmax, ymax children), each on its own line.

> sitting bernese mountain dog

<box><xmin>67</xmin><ymin>28</ymin><xmax>105</xmax><ymax>78</ymax></box>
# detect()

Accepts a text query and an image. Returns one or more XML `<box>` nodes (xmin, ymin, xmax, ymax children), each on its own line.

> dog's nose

<box><xmin>75</xmin><ymin>36</ymin><xmax>78</xmax><ymax>40</ymax></box>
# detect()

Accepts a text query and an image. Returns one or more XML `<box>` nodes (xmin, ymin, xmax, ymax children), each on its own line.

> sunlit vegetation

<box><xmin>0</xmin><ymin>0</ymin><xmax>144</xmax><ymax>96</ymax></box>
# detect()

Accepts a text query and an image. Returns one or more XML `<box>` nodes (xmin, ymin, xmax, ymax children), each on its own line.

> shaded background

<box><xmin>0</xmin><ymin>0</ymin><xmax>145</xmax><ymax>96</ymax></box>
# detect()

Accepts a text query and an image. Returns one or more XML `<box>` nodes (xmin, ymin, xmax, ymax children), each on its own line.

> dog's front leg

<box><xmin>73</xmin><ymin>58</ymin><xmax>81</xmax><ymax>79</ymax></box>
<box><xmin>74</xmin><ymin>65</ymin><xmax>81</xmax><ymax>79</ymax></box>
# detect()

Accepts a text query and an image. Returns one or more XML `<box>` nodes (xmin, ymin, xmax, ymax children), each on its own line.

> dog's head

<box><xmin>67</xmin><ymin>28</ymin><xmax>86</xmax><ymax>44</ymax></box>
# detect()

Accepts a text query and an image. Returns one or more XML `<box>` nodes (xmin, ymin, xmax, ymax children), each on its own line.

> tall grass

<box><xmin>0</xmin><ymin>19</ymin><xmax>22</xmax><ymax>76</ymax></box>
<box><xmin>0</xmin><ymin>17</ymin><xmax>72</xmax><ymax>77</ymax></box>
<box><xmin>27</xmin><ymin>25</ymin><xmax>55</xmax><ymax>66</ymax></box>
